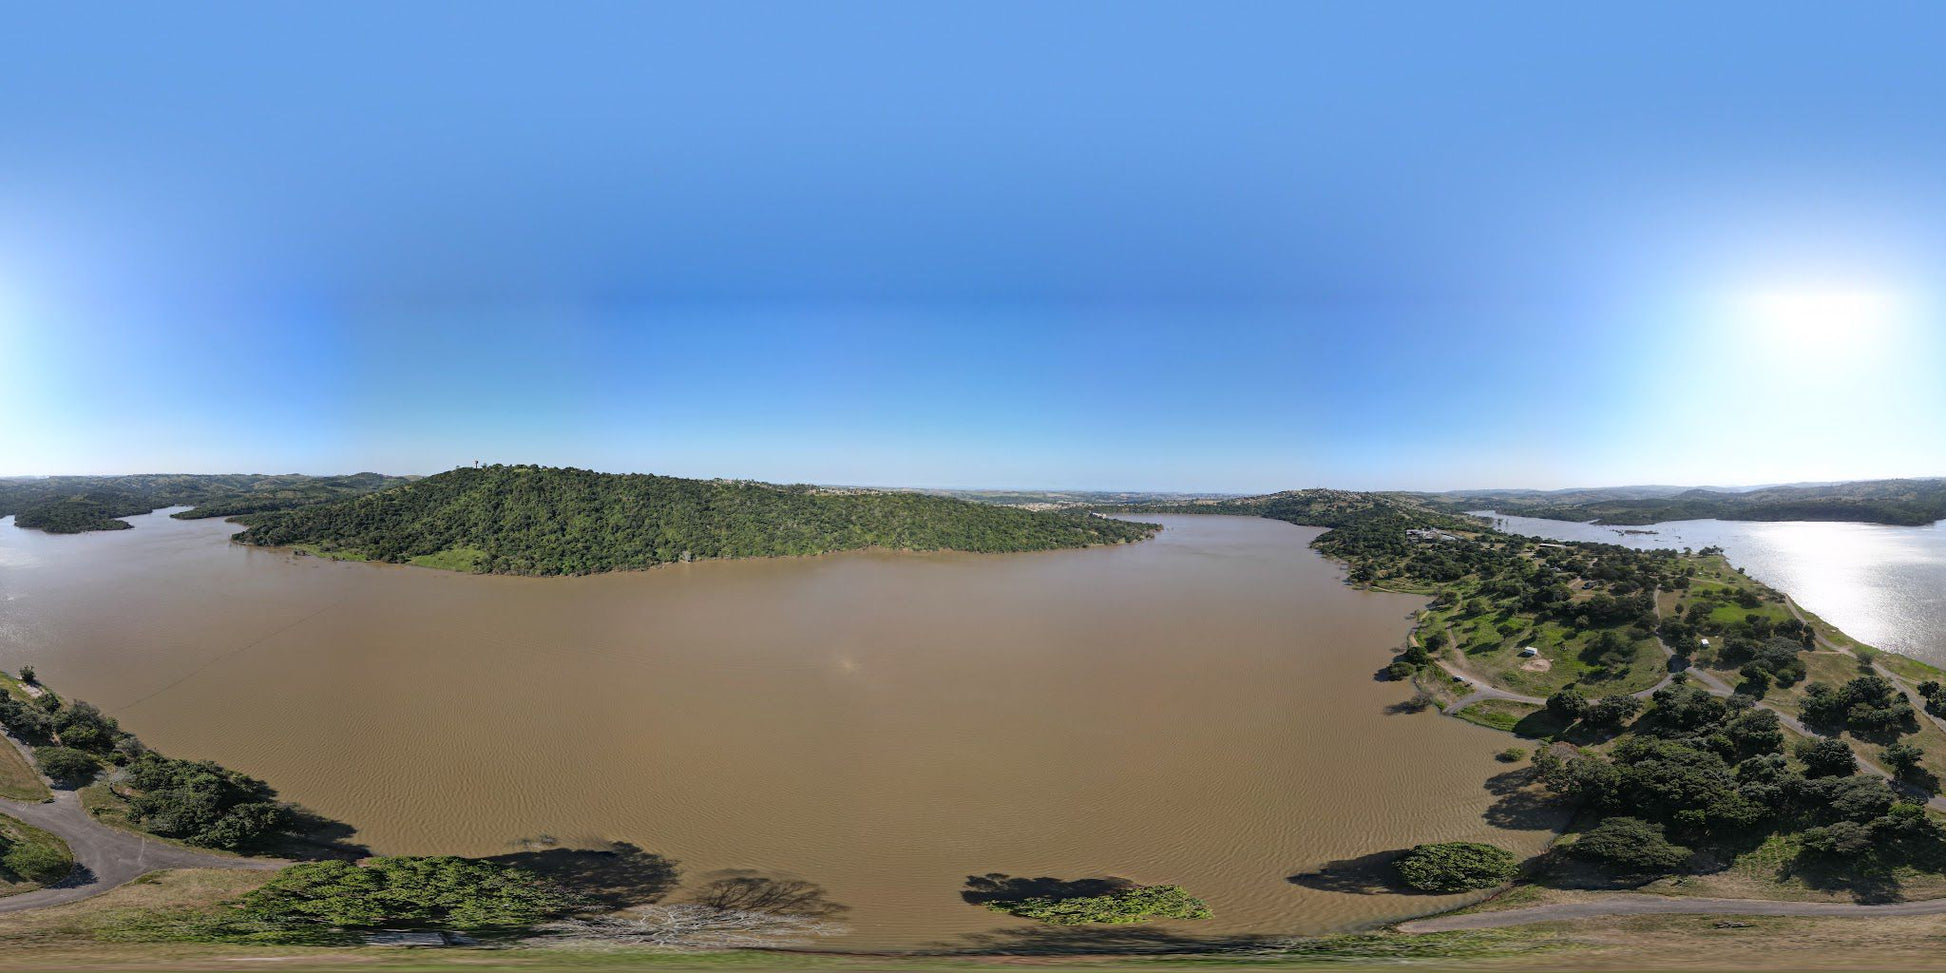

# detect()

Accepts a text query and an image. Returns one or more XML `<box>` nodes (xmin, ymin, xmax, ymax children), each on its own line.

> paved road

<box><xmin>1399</xmin><ymin>893</ymin><xmax>1946</xmax><ymax>932</ymax></box>
<box><xmin>0</xmin><ymin>734</ymin><xmax>282</xmax><ymax>913</ymax></box>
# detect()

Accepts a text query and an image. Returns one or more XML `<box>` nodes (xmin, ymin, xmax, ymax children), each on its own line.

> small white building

<box><xmin>1519</xmin><ymin>646</ymin><xmax>1540</xmax><ymax>657</ymax></box>
<box><xmin>1700</xmin><ymin>638</ymin><xmax>1711</xmax><ymax>649</ymax></box>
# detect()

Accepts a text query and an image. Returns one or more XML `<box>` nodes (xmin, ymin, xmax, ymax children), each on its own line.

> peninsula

<box><xmin>231</xmin><ymin>465</ymin><xmax>1160</xmax><ymax>575</ymax></box>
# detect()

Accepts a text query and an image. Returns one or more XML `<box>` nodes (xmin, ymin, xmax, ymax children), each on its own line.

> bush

<box><xmin>1497</xmin><ymin>747</ymin><xmax>1527</xmax><ymax>763</ymax></box>
<box><xmin>1393</xmin><ymin>842</ymin><xmax>1519</xmax><ymax>893</ymax></box>
<box><xmin>240</xmin><ymin>856</ymin><xmax>578</xmax><ymax>931</ymax></box>
<box><xmin>33</xmin><ymin>746</ymin><xmax>98</xmax><ymax>786</ymax></box>
<box><xmin>982</xmin><ymin>883</ymin><xmax>1212</xmax><ymax>925</ymax></box>
<box><xmin>1567</xmin><ymin>817</ymin><xmax>1692</xmax><ymax>877</ymax></box>
<box><xmin>2</xmin><ymin>840</ymin><xmax>72</xmax><ymax>884</ymax></box>
<box><xmin>123</xmin><ymin>754</ymin><xmax>294</xmax><ymax>850</ymax></box>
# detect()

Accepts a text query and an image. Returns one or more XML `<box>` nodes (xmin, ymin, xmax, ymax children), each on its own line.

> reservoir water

<box><xmin>0</xmin><ymin>510</ymin><xmax>1554</xmax><ymax>949</ymax></box>
<box><xmin>1482</xmin><ymin>512</ymin><xmax>1946</xmax><ymax>666</ymax></box>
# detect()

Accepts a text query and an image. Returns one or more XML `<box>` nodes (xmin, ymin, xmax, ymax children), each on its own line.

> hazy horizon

<box><xmin>5</xmin><ymin>465</ymin><xmax>1943</xmax><ymax>500</ymax></box>
<box><xmin>7</xmin><ymin>2</ymin><xmax>1946</xmax><ymax>490</ymax></box>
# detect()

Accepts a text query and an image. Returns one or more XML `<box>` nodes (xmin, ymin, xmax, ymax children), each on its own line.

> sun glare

<box><xmin>1736</xmin><ymin>289</ymin><xmax>1903</xmax><ymax>356</ymax></box>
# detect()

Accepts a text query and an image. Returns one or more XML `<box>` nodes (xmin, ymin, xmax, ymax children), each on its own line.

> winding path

<box><xmin>0</xmin><ymin>733</ymin><xmax>282</xmax><ymax>913</ymax></box>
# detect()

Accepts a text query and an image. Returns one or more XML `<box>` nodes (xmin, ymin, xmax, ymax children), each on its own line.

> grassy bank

<box><xmin>20</xmin><ymin>870</ymin><xmax>1946</xmax><ymax>971</ymax></box>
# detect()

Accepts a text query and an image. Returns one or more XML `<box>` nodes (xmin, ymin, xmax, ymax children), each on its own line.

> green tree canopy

<box><xmin>1393</xmin><ymin>842</ymin><xmax>1519</xmax><ymax>893</ymax></box>
<box><xmin>240</xmin><ymin>856</ymin><xmax>578</xmax><ymax>931</ymax></box>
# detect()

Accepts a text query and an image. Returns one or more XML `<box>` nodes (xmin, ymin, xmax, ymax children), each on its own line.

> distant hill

<box><xmin>1</xmin><ymin>473</ymin><xmax>415</xmax><ymax>534</ymax></box>
<box><xmin>233</xmin><ymin>465</ymin><xmax>1161</xmax><ymax>575</ymax></box>
<box><xmin>1418</xmin><ymin>478</ymin><xmax>1946</xmax><ymax>526</ymax></box>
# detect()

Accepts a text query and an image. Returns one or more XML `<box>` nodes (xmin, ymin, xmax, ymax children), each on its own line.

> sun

<box><xmin>1735</xmin><ymin>289</ymin><xmax>1904</xmax><ymax>361</ymax></box>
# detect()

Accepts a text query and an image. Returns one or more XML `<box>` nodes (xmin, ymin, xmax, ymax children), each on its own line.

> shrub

<box><xmin>982</xmin><ymin>884</ymin><xmax>1212</xmax><ymax>925</ymax></box>
<box><xmin>33</xmin><ymin>746</ymin><xmax>98</xmax><ymax>786</ymax></box>
<box><xmin>123</xmin><ymin>754</ymin><xmax>294</xmax><ymax>850</ymax></box>
<box><xmin>2</xmin><ymin>840</ymin><xmax>71</xmax><ymax>884</ymax></box>
<box><xmin>1567</xmin><ymin>817</ymin><xmax>1692</xmax><ymax>877</ymax></box>
<box><xmin>1497</xmin><ymin>747</ymin><xmax>1527</xmax><ymax>763</ymax></box>
<box><xmin>240</xmin><ymin>856</ymin><xmax>578</xmax><ymax>931</ymax></box>
<box><xmin>1393</xmin><ymin>842</ymin><xmax>1519</xmax><ymax>893</ymax></box>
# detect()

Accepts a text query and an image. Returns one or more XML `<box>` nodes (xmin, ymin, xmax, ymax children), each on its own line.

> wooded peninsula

<box><xmin>232</xmin><ymin>465</ymin><xmax>1160</xmax><ymax>575</ymax></box>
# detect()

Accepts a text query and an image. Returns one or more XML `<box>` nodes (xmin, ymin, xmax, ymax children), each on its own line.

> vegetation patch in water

<box><xmin>982</xmin><ymin>884</ymin><xmax>1213</xmax><ymax>925</ymax></box>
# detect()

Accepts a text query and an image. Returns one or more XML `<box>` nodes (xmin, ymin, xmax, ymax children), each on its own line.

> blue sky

<box><xmin>4</xmin><ymin>2</ymin><xmax>1945</xmax><ymax>490</ymax></box>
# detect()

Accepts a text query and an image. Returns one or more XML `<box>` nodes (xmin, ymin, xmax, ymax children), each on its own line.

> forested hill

<box><xmin>233</xmin><ymin>465</ymin><xmax>1161</xmax><ymax>575</ymax></box>
<box><xmin>1</xmin><ymin>473</ymin><xmax>413</xmax><ymax>534</ymax></box>
<box><xmin>1423</xmin><ymin>478</ymin><xmax>1946</xmax><ymax>527</ymax></box>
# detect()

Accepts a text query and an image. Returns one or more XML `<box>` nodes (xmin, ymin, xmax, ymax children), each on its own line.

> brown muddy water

<box><xmin>0</xmin><ymin>511</ymin><xmax>1558</xmax><ymax>949</ymax></box>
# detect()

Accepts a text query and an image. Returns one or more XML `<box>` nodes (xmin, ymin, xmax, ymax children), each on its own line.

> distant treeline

<box><xmin>235</xmin><ymin>465</ymin><xmax>1161</xmax><ymax>576</ymax></box>
<box><xmin>1425</xmin><ymin>479</ymin><xmax>1946</xmax><ymax>527</ymax></box>
<box><xmin>0</xmin><ymin>473</ymin><xmax>413</xmax><ymax>534</ymax></box>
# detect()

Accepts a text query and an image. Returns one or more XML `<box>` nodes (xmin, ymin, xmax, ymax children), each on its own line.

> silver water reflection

<box><xmin>1481</xmin><ymin>512</ymin><xmax>1946</xmax><ymax>665</ymax></box>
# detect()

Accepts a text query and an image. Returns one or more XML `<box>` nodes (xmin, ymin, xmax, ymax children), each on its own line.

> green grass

<box><xmin>287</xmin><ymin>544</ymin><xmax>368</xmax><ymax>563</ymax></box>
<box><xmin>0</xmin><ymin>678</ymin><xmax>50</xmax><ymax>803</ymax></box>
<box><xmin>407</xmin><ymin>547</ymin><xmax>489</xmax><ymax>572</ymax></box>
<box><xmin>0</xmin><ymin>813</ymin><xmax>72</xmax><ymax>894</ymax></box>
<box><xmin>1455</xmin><ymin>700</ymin><xmax>1569</xmax><ymax>738</ymax></box>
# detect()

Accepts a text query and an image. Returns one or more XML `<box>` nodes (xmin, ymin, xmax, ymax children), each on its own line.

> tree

<box><xmin>1394</xmin><ymin>842</ymin><xmax>1519</xmax><ymax>893</ymax></box>
<box><xmin>1567</xmin><ymin>817</ymin><xmax>1692</xmax><ymax>877</ymax></box>
<box><xmin>1883</xmin><ymin>742</ymin><xmax>1926</xmax><ymax>784</ymax></box>
<box><xmin>1583</xmin><ymin>695</ymin><xmax>1642</xmax><ymax>732</ymax></box>
<box><xmin>1545</xmin><ymin>688</ymin><xmax>1588</xmax><ymax>722</ymax></box>
<box><xmin>16</xmin><ymin>666</ymin><xmax>34</xmax><ymax>684</ymax></box>
<box><xmin>1795</xmin><ymin>738</ymin><xmax>1858</xmax><ymax>778</ymax></box>
<box><xmin>33</xmin><ymin>746</ymin><xmax>98</xmax><ymax>786</ymax></box>
<box><xmin>239</xmin><ymin>856</ymin><xmax>578</xmax><ymax>931</ymax></box>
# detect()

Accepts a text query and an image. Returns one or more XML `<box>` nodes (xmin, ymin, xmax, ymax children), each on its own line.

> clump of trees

<box><xmin>123</xmin><ymin>754</ymin><xmax>300</xmax><ymax>851</ymax></box>
<box><xmin>0</xmin><ymin>678</ymin><xmax>330</xmax><ymax>852</ymax></box>
<box><xmin>1565</xmin><ymin>817</ymin><xmax>1691</xmax><ymax>877</ymax></box>
<box><xmin>1393</xmin><ymin>842</ymin><xmax>1519</xmax><ymax>893</ymax></box>
<box><xmin>1800</xmin><ymin>675</ymin><xmax>1916</xmax><ymax>740</ymax></box>
<box><xmin>1534</xmin><ymin>681</ymin><xmax>1937</xmax><ymax>884</ymax></box>
<box><xmin>33</xmin><ymin>746</ymin><xmax>100</xmax><ymax>786</ymax></box>
<box><xmin>240</xmin><ymin>857</ymin><xmax>578</xmax><ymax>931</ymax></box>
<box><xmin>1544</xmin><ymin>688</ymin><xmax>1641</xmax><ymax>734</ymax></box>
<box><xmin>980</xmin><ymin>884</ymin><xmax>1212</xmax><ymax>925</ymax></box>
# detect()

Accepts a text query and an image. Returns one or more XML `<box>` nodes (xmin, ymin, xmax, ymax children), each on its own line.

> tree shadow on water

<box><xmin>486</xmin><ymin>839</ymin><xmax>680</xmax><ymax>909</ymax></box>
<box><xmin>688</xmin><ymin>870</ymin><xmax>849</xmax><ymax>917</ymax></box>
<box><xmin>960</xmin><ymin>872</ymin><xmax>1131</xmax><ymax>906</ymax></box>
<box><xmin>270</xmin><ymin>806</ymin><xmax>370</xmax><ymax>861</ymax></box>
<box><xmin>1482</xmin><ymin>767</ymin><xmax>1568</xmax><ymax>831</ymax></box>
<box><xmin>1285</xmin><ymin>850</ymin><xmax>1416</xmax><ymax>895</ymax></box>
